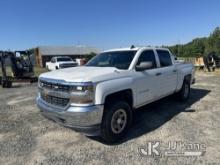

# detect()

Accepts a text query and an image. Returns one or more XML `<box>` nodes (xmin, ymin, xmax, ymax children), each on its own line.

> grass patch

<box><xmin>34</xmin><ymin>67</ymin><xmax>47</xmax><ymax>77</ymax></box>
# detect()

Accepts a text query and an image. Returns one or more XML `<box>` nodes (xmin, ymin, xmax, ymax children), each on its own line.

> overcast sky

<box><xmin>0</xmin><ymin>0</ymin><xmax>219</xmax><ymax>50</ymax></box>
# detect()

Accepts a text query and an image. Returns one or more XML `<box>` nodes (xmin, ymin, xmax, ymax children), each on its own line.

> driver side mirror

<box><xmin>136</xmin><ymin>61</ymin><xmax>153</xmax><ymax>71</ymax></box>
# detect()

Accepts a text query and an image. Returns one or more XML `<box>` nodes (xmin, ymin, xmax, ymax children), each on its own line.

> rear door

<box><xmin>155</xmin><ymin>50</ymin><xmax>177</xmax><ymax>97</ymax></box>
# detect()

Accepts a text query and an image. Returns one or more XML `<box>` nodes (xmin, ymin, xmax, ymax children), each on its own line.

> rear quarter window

<box><xmin>157</xmin><ymin>50</ymin><xmax>172</xmax><ymax>67</ymax></box>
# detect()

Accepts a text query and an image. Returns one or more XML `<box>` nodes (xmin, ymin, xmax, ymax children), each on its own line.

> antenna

<box><xmin>130</xmin><ymin>45</ymin><xmax>135</xmax><ymax>49</ymax></box>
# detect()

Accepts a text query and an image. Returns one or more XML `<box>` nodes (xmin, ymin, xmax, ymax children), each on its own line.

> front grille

<box><xmin>41</xmin><ymin>93</ymin><xmax>69</xmax><ymax>107</ymax></box>
<box><xmin>40</xmin><ymin>80</ymin><xmax>70</xmax><ymax>92</ymax></box>
<box><xmin>39</xmin><ymin>79</ymin><xmax>72</xmax><ymax>107</ymax></box>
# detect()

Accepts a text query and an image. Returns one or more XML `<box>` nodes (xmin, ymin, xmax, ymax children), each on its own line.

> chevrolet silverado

<box><xmin>37</xmin><ymin>46</ymin><xmax>195</xmax><ymax>143</ymax></box>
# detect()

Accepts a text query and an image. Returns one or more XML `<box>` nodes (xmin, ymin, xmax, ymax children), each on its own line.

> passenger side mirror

<box><xmin>136</xmin><ymin>62</ymin><xmax>153</xmax><ymax>71</ymax></box>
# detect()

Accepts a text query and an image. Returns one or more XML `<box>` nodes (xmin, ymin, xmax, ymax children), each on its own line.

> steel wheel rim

<box><xmin>111</xmin><ymin>109</ymin><xmax>127</xmax><ymax>134</ymax></box>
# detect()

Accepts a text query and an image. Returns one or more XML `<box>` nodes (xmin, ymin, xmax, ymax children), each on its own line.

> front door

<box><xmin>134</xmin><ymin>50</ymin><xmax>161</xmax><ymax>106</ymax></box>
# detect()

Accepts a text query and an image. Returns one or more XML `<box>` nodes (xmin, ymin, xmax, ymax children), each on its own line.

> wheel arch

<box><xmin>176</xmin><ymin>73</ymin><xmax>192</xmax><ymax>92</ymax></box>
<box><xmin>95</xmin><ymin>77</ymin><xmax>136</xmax><ymax>106</ymax></box>
<box><xmin>104</xmin><ymin>89</ymin><xmax>134</xmax><ymax>108</ymax></box>
<box><xmin>184</xmin><ymin>74</ymin><xmax>192</xmax><ymax>83</ymax></box>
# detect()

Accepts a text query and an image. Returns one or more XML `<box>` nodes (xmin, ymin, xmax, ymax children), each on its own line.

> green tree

<box><xmin>168</xmin><ymin>27</ymin><xmax>220</xmax><ymax>57</ymax></box>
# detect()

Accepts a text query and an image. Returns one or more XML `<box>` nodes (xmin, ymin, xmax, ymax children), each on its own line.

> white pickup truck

<box><xmin>46</xmin><ymin>56</ymin><xmax>78</xmax><ymax>71</ymax></box>
<box><xmin>37</xmin><ymin>46</ymin><xmax>195</xmax><ymax>143</ymax></box>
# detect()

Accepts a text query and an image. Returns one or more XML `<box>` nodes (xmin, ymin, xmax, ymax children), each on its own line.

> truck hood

<box><xmin>39</xmin><ymin>66</ymin><xmax>128</xmax><ymax>83</ymax></box>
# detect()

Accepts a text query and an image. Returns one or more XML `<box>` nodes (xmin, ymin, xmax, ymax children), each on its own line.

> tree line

<box><xmin>167</xmin><ymin>27</ymin><xmax>220</xmax><ymax>57</ymax></box>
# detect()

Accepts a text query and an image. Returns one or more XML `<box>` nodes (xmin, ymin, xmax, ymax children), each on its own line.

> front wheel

<box><xmin>1</xmin><ymin>80</ymin><xmax>12</xmax><ymax>88</ymax></box>
<box><xmin>100</xmin><ymin>101</ymin><xmax>132</xmax><ymax>143</ymax></box>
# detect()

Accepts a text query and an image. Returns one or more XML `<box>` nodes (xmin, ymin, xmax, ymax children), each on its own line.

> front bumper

<box><xmin>36</xmin><ymin>97</ymin><xmax>104</xmax><ymax>136</ymax></box>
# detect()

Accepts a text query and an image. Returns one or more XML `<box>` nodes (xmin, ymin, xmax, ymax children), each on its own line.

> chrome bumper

<box><xmin>36</xmin><ymin>97</ymin><xmax>104</xmax><ymax>135</ymax></box>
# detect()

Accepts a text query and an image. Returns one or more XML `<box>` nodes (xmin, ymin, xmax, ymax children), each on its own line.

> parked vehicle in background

<box><xmin>46</xmin><ymin>56</ymin><xmax>78</xmax><ymax>70</ymax></box>
<box><xmin>37</xmin><ymin>46</ymin><xmax>195</xmax><ymax>143</ymax></box>
<box><xmin>75</xmin><ymin>58</ymin><xmax>87</xmax><ymax>66</ymax></box>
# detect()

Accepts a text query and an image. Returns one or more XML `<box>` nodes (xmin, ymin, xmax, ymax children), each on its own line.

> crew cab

<box><xmin>46</xmin><ymin>56</ymin><xmax>78</xmax><ymax>70</ymax></box>
<box><xmin>37</xmin><ymin>46</ymin><xmax>195</xmax><ymax>143</ymax></box>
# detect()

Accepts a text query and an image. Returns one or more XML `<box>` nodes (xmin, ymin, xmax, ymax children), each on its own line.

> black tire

<box><xmin>2</xmin><ymin>80</ymin><xmax>7</xmax><ymax>88</ymax></box>
<box><xmin>30</xmin><ymin>77</ymin><xmax>38</xmax><ymax>83</ymax></box>
<box><xmin>177</xmin><ymin>79</ymin><xmax>190</xmax><ymax>101</ymax></box>
<box><xmin>2</xmin><ymin>80</ymin><xmax>12</xmax><ymax>88</ymax></box>
<box><xmin>6</xmin><ymin>81</ymin><xmax>12</xmax><ymax>88</ymax></box>
<box><xmin>101</xmin><ymin>101</ymin><xmax>132</xmax><ymax>143</ymax></box>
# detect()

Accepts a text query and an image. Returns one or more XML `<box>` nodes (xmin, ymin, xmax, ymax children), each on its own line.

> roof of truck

<box><xmin>103</xmin><ymin>46</ymin><xmax>169</xmax><ymax>52</ymax></box>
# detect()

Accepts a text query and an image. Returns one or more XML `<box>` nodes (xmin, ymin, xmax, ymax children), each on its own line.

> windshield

<box><xmin>57</xmin><ymin>57</ymin><xmax>72</xmax><ymax>62</ymax></box>
<box><xmin>86</xmin><ymin>51</ymin><xmax>137</xmax><ymax>70</ymax></box>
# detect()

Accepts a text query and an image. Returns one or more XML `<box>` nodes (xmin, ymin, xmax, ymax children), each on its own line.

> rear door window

<box><xmin>157</xmin><ymin>50</ymin><xmax>172</xmax><ymax>67</ymax></box>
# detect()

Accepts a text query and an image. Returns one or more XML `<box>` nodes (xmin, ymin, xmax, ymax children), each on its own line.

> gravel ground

<box><xmin>0</xmin><ymin>72</ymin><xmax>219</xmax><ymax>165</ymax></box>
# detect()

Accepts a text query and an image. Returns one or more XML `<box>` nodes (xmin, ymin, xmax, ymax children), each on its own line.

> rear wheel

<box><xmin>101</xmin><ymin>101</ymin><xmax>132</xmax><ymax>143</ymax></box>
<box><xmin>177</xmin><ymin>79</ymin><xmax>190</xmax><ymax>101</ymax></box>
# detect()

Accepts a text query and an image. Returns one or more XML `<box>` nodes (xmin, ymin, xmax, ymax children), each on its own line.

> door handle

<box><xmin>173</xmin><ymin>69</ymin><xmax>177</xmax><ymax>72</ymax></box>
<box><xmin>156</xmin><ymin>72</ymin><xmax>162</xmax><ymax>76</ymax></box>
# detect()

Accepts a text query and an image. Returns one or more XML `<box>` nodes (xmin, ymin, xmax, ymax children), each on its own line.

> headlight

<box><xmin>70</xmin><ymin>83</ymin><xmax>94</xmax><ymax>105</ymax></box>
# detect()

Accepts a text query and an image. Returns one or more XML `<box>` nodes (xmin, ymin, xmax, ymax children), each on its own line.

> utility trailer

<box><xmin>0</xmin><ymin>51</ymin><xmax>38</xmax><ymax>88</ymax></box>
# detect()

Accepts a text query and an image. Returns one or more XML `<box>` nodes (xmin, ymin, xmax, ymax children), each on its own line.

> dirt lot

<box><xmin>0</xmin><ymin>72</ymin><xmax>219</xmax><ymax>165</ymax></box>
